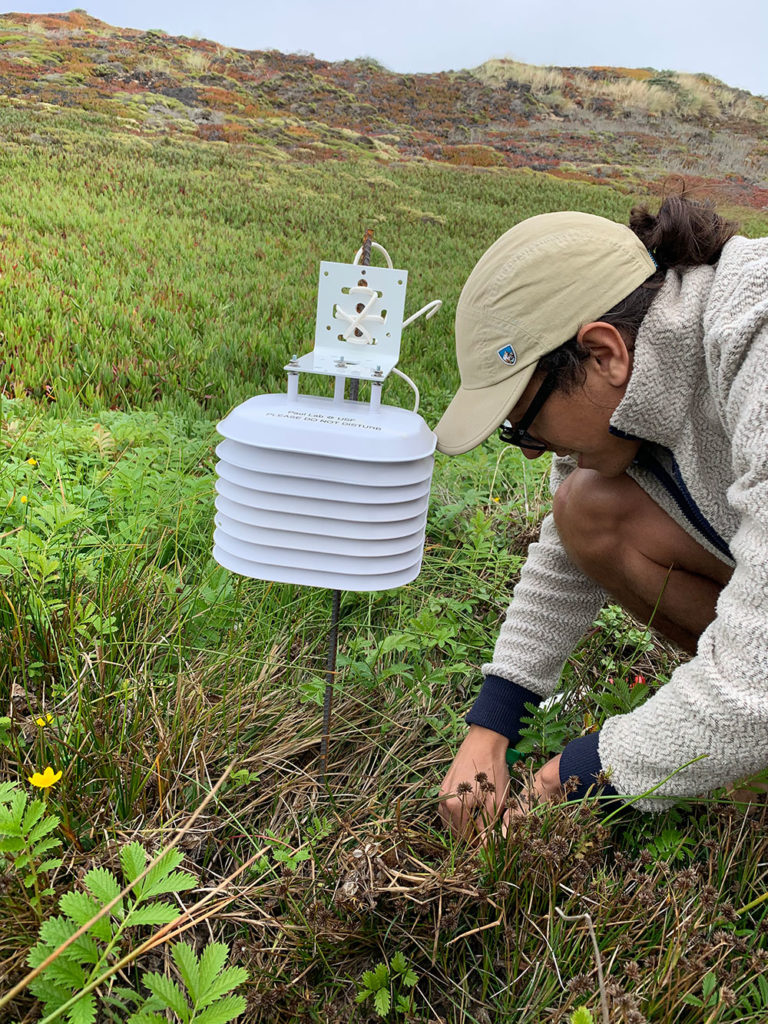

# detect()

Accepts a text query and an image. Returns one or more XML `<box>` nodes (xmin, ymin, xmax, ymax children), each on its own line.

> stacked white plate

<box><xmin>213</xmin><ymin>391</ymin><xmax>436</xmax><ymax>591</ymax></box>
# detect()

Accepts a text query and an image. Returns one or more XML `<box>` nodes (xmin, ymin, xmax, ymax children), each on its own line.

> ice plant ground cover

<box><xmin>1</xmin><ymin>22</ymin><xmax>768</xmax><ymax>1023</ymax></box>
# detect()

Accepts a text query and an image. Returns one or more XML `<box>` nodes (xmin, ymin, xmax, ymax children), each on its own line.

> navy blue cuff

<box><xmin>559</xmin><ymin>732</ymin><xmax>626</xmax><ymax>814</ymax></box>
<box><xmin>465</xmin><ymin>675</ymin><xmax>543</xmax><ymax>745</ymax></box>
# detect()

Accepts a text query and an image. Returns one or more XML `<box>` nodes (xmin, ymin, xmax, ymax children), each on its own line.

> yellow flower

<box><xmin>35</xmin><ymin>713</ymin><xmax>53</xmax><ymax>727</ymax></box>
<box><xmin>28</xmin><ymin>766</ymin><xmax>62</xmax><ymax>789</ymax></box>
<box><xmin>26</xmin><ymin>457</ymin><xmax>37</xmax><ymax>466</ymax></box>
<box><xmin>20</xmin><ymin>495</ymin><xmax>28</xmax><ymax>504</ymax></box>
<box><xmin>493</xmin><ymin>496</ymin><xmax>501</xmax><ymax>503</ymax></box>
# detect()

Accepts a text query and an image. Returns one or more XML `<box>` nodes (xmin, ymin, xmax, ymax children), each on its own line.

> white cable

<box><xmin>391</xmin><ymin>366</ymin><xmax>420</xmax><ymax>413</ymax></box>
<box><xmin>347</xmin><ymin>241</ymin><xmax>439</xmax><ymax>415</ymax></box>
<box><xmin>352</xmin><ymin>241</ymin><xmax>394</xmax><ymax>268</ymax></box>
<box><xmin>401</xmin><ymin>298</ymin><xmax>442</xmax><ymax>329</ymax></box>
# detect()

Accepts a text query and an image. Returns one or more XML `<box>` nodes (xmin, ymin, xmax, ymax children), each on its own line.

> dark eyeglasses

<box><xmin>498</xmin><ymin>370</ymin><xmax>558</xmax><ymax>453</ymax></box>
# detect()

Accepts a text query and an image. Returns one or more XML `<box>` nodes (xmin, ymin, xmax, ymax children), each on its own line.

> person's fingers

<box><xmin>439</xmin><ymin>780</ymin><xmax>509</xmax><ymax>839</ymax></box>
<box><xmin>438</xmin><ymin>785</ymin><xmax>479</xmax><ymax>836</ymax></box>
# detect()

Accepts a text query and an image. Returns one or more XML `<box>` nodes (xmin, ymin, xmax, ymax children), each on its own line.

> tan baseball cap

<box><xmin>434</xmin><ymin>212</ymin><xmax>657</xmax><ymax>455</ymax></box>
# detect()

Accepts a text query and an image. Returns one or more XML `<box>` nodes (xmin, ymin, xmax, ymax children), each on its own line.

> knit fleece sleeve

<box><xmin>599</xmin><ymin>256</ymin><xmax>768</xmax><ymax>812</ymax></box>
<box><xmin>482</xmin><ymin>457</ymin><xmax>607</xmax><ymax>696</ymax></box>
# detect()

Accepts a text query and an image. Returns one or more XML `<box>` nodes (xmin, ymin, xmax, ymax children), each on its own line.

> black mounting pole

<box><xmin>319</xmin><ymin>588</ymin><xmax>341</xmax><ymax>784</ymax></box>
<box><xmin>318</xmin><ymin>228</ymin><xmax>373</xmax><ymax>785</ymax></box>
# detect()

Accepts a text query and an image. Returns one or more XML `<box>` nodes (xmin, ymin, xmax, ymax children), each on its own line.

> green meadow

<box><xmin>2</xmin><ymin>124</ymin><xmax>768</xmax><ymax>1023</ymax></box>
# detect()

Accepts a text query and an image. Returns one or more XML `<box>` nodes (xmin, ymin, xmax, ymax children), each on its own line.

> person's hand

<box><xmin>504</xmin><ymin>753</ymin><xmax>564</xmax><ymax>825</ymax></box>
<box><xmin>438</xmin><ymin>725</ymin><xmax>510</xmax><ymax>837</ymax></box>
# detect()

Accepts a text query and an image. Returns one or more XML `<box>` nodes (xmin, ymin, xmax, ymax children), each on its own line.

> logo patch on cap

<box><xmin>497</xmin><ymin>344</ymin><xmax>517</xmax><ymax>366</ymax></box>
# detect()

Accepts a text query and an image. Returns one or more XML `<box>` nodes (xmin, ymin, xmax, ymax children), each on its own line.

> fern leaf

<box><xmin>172</xmin><ymin>941</ymin><xmax>201</xmax><ymax>1003</ymax></box>
<box><xmin>192</xmin><ymin>994</ymin><xmax>247</xmax><ymax>1024</ymax></box>
<box><xmin>142</xmin><ymin>972</ymin><xmax>191</xmax><ymax>1021</ymax></box>
<box><xmin>373</xmin><ymin>987</ymin><xmax>391</xmax><ymax>1017</ymax></box>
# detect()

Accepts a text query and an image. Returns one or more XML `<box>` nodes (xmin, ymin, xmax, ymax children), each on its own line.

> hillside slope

<box><xmin>1</xmin><ymin>10</ymin><xmax>767</xmax><ymax>209</ymax></box>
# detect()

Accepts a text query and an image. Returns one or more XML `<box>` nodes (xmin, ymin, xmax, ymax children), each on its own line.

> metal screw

<box><xmin>289</xmin><ymin>353</ymin><xmax>299</xmax><ymax>365</ymax></box>
<box><xmin>335</xmin><ymin>356</ymin><xmax>347</xmax><ymax>368</ymax></box>
<box><xmin>373</xmin><ymin>365</ymin><xmax>383</xmax><ymax>377</ymax></box>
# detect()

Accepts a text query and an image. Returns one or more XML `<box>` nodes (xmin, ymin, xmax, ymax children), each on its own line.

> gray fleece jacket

<box><xmin>467</xmin><ymin>234</ymin><xmax>768</xmax><ymax>812</ymax></box>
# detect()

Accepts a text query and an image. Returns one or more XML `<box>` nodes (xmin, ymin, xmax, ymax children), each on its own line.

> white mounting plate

<box><xmin>286</xmin><ymin>261</ymin><xmax>408</xmax><ymax>381</ymax></box>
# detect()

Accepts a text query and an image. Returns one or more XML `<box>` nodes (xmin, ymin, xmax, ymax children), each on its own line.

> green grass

<box><xmin>2</xmin><ymin>128</ymin><xmax>768</xmax><ymax>1023</ymax></box>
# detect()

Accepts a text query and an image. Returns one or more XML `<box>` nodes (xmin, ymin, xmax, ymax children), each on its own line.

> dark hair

<box><xmin>538</xmin><ymin>196</ymin><xmax>738</xmax><ymax>389</ymax></box>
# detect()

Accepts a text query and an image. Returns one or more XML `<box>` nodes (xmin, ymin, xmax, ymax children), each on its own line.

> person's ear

<box><xmin>576</xmin><ymin>322</ymin><xmax>632</xmax><ymax>386</ymax></box>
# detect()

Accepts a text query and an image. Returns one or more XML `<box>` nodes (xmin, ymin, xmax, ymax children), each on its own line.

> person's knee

<box><xmin>553</xmin><ymin>469</ymin><xmax>629</xmax><ymax>571</ymax></box>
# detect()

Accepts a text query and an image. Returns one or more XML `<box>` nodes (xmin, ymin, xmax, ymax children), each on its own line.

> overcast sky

<box><xmin>15</xmin><ymin>0</ymin><xmax>768</xmax><ymax>97</ymax></box>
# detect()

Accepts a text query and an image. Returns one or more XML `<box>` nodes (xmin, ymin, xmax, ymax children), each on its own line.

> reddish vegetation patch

<box><xmin>0</xmin><ymin>11</ymin><xmax>766</xmax><ymax>210</ymax></box>
<box><xmin>442</xmin><ymin>145</ymin><xmax>506</xmax><ymax>167</ymax></box>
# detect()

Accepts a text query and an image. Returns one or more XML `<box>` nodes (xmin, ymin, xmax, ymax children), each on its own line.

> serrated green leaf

<box><xmin>142</xmin><ymin>971</ymin><xmax>191</xmax><ymax>1021</ymax></box>
<box><xmin>355</xmin><ymin>990</ymin><xmax>371</xmax><ymax>1003</ymax></box>
<box><xmin>702</xmin><ymin>972</ymin><xmax>717</xmax><ymax>999</ymax></box>
<box><xmin>126</xmin><ymin>1013</ymin><xmax>167</xmax><ymax>1024</ymax></box>
<box><xmin>390</xmin><ymin>950</ymin><xmax>407</xmax><ymax>973</ymax></box>
<box><xmin>361</xmin><ymin>964</ymin><xmax>389</xmax><ymax>992</ymax></box>
<box><xmin>30</xmin><ymin>835</ymin><xmax>63</xmax><ymax>859</ymax></box>
<box><xmin>172</xmin><ymin>940</ymin><xmax>201</xmax><ymax>1003</ymax></box>
<box><xmin>60</xmin><ymin>891</ymin><xmax>112</xmax><ymax>941</ymax></box>
<box><xmin>28</xmin><ymin>974</ymin><xmax>72</xmax><ymax>1008</ymax></box>
<box><xmin>37</xmin><ymin>914</ymin><xmax>78</xmax><ymax>950</ymax></box>
<box><xmin>134</xmin><ymin>847</ymin><xmax>185</xmax><ymax>897</ymax></box>
<box><xmin>27</xmin><ymin>811</ymin><xmax>61</xmax><ymax>845</ymax></box>
<box><xmin>44</xmin><ymin>955</ymin><xmax>87</xmax><ymax>990</ymax></box>
<box><xmin>682</xmin><ymin>994</ymin><xmax>703</xmax><ymax>1006</ymax></box>
<box><xmin>67</xmin><ymin>991</ymin><xmax>97</xmax><ymax>1024</ymax></box>
<box><xmin>198</xmin><ymin>966</ymin><xmax>248</xmax><ymax>1008</ymax></box>
<box><xmin>373</xmin><ymin>987</ymin><xmax>390</xmax><ymax>1017</ymax></box>
<box><xmin>21</xmin><ymin>797</ymin><xmax>46</xmax><ymax>835</ymax></box>
<box><xmin>0</xmin><ymin>780</ymin><xmax>17</xmax><ymax>803</ymax></box>
<box><xmin>84</xmin><ymin>865</ymin><xmax>122</xmax><ymax>907</ymax></box>
<box><xmin>192</xmin><ymin>994</ymin><xmax>247</xmax><ymax>1024</ymax></box>
<box><xmin>9</xmin><ymin>790</ymin><xmax>27</xmax><ymax>824</ymax></box>
<box><xmin>570</xmin><ymin>1008</ymin><xmax>595</xmax><ymax>1024</ymax></box>
<box><xmin>120</xmin><ymin>841</ymin><xmax>147</xmax><ymax>884</ymax></box>
<box><xmin>141</xmin><ymin>869</ymin><xmax>198</xmax><ymax>900</ymax></box>
<box><xmin>196</xmin><ymin>941</ymin><xmax>228</xmax><ymax>999</ymax></box>
<box><xmin>37</xmin><ymin>856</ymin><xmax>64</xmax><ymax>873</ymax></box>
<box><xmin>0</xmin><ymin>836</ymin><xmax>25</xmax><ymax>852</ymax></box>
<box><xmin>125</xmin><ymin>902</ymin><xmax>180</xmax><ymax>927</ymax></box>
<box><xmin>401</xmin><ymin>968</ymin><xmax>418</xmax><ymax>988</ymax></box>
